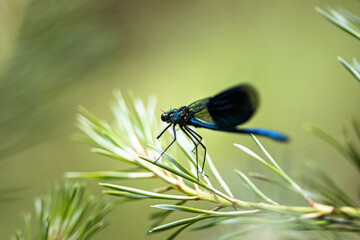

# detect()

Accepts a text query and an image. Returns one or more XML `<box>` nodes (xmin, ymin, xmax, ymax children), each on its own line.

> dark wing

<box><xmin>187</xmin><ymin>98</ymin><xmax>214</xmax><ymax>124</ymax></box>
<box><xmin>205</xmin><ymin>84</ymin><xmax>258</xmax><ymax>129</ymax></box>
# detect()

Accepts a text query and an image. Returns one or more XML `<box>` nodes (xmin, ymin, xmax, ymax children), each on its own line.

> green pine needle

<box><xmin>14</xmin><ymin>181</ymin><xmax>113</xmax><ymax>240</ymax></box>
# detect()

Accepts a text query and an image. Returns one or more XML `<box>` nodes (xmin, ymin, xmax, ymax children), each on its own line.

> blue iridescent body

<box><xmin>156</xmin><ymin>84</ymin><xmax>288</xmax><ymax>178</ymax></box>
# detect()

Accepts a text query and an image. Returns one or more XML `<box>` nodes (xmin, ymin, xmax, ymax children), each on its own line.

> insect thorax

<box><xmin>168</xmin><ymin>106</ymin><xmax>189</xmax><ymax>126</ymax></box>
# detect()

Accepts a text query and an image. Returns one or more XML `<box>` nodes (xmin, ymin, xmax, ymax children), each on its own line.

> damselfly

<box><xmin>155</xmin><ymin>84</ymin><xmax>288</xmax><ymax>177</ymax></box>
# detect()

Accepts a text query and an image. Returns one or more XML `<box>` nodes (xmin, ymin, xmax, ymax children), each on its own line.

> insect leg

<box><xmin>154</xmin><ymin>124</ymin><xmax>176</xmax><ymax>164</ymax></box>
<box><xmin>187</xmin><ymin>127</ymin><xmax>202</xmax><ymax>141</ymax></box>
<box><xmin>180</xmin><ymin>126</ymin><xmax>199</xmax><ymax>179</ymax></box>
<box><xmin>185</xmin><ymin>126</ymin><xmax>207</xmax><ymax>174</ymax></box>
<box><xmin>186</xmin><ymin>127</ymin><xmax>203</xmax><ymax>152</ymax></box>
<box><xmin>157</xmin><ymin>123</ymin><xmax>172</xmax><ymax>139</ymax></box>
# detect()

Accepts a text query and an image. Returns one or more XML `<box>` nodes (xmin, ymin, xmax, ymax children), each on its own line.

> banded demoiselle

<box><xmin>155</xmin><ymin>84</ymin><xmax>288</xmax><ymax>178</ymax></box>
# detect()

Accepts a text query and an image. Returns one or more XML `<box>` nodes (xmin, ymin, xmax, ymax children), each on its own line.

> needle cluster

<box><xmin>67</xmin><ymin>90</ymin><xmax>360</xmax><ymax>239</ymax></box>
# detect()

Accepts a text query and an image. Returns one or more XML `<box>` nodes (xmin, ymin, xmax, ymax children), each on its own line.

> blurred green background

<box><xmin>0</xmin><ymin>0</ymin><xmax>359</xmax><ymax>239</ymax></box>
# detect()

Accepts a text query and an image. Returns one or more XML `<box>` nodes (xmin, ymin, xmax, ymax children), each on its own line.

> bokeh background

<box><xmin>0</xmin><ymin>0</ymin><xmax>359</xmax><ymax>239</ymax></box>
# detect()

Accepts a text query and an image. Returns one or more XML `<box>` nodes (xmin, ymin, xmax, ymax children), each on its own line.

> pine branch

<box><xmin>316</xmin><ymin>6</ymin><xmax>360</xmax><ymax>83</ymax></box>
<box><xmin>67</xmin><ymin>92</ymin><xmax>360</xmax><ymax>239</ymax></box>
<box><xmin>13</xmin><ymin>181</ymin><xmax>113</xmax><ymax>240</ymax></box>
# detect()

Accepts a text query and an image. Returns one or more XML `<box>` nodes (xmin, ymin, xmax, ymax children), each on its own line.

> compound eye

<box><xmin>161</xmin><ymin>113</ymin><xmax>168</xmax><ymax>122</ymax></box>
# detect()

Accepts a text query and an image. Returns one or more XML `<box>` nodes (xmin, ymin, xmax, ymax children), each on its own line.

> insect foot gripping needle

<box><xmin>155</xmin><ymin>84</ymin><xmax>288</xmax><ymax>179</ymax></box>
